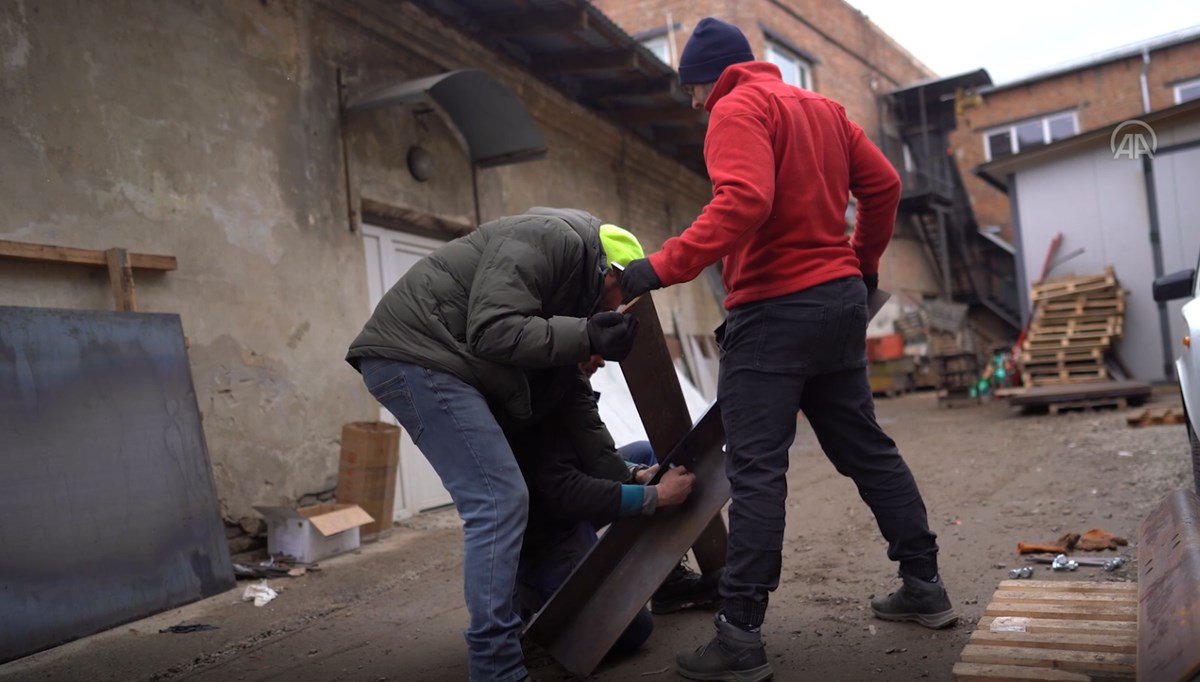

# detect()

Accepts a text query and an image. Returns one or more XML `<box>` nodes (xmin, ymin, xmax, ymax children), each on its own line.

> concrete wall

<box><xmin>0</xmin><ymin>0</ymin><xmax>719</xmax><ymax>523</ymax></box>
<box><xmin>1011</xmin><ymin>116</ymin><xmax>1200</xmax><ymax>381</ymax></box>
<box><xmin>953</xmin><ymin>40</ymin><xmax>1200</xmax><ymax>242</ymax></box>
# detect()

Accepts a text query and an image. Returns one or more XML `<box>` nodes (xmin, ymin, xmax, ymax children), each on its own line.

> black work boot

<box><xmin>650</xmin><ymin>558</ymin><xmax>720</xmax><ymax>614</ymax></box>
<box><xmin>870</xmin><ymin>573</ymin><xmax>958</xmax><ymax>629</ymax></box>
<box><xmin>676</xmin><ymin>612</ymin><xmax>773</xmax><ymax>682</ymax></box>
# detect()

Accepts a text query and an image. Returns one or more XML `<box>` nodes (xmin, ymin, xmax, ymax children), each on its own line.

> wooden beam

<box><xmin>105</xmin><ymin>248</ymin><xmax>137</xmax><ymax>312</ymax></box>
<box><xmin>653</xmin><ymin>126</ymin><xmax>706</xmax><ymax>146</ymax></box>
<box><xmin>0</xmin><ymin>239</ymin><xmax>177</xmax><ymax>271</ymax></box>
<box><xmin>610</xmin><ymin>106</ymin><xmax>703</xmax><ymax>126</ymax></box>
<box><xmin>487</xmin><ymin>8</ymin><xmax>587</xmax><ymax>36</ymax></box>
<box><xmin>536</xmin><ymin>50</ymin><xmax>637</xmax><ymax>74</ymax></box>
<box><xmin>360</xmin><ymin>198</ymin><xmax>474</xmax><ymax>238</ymax></box>
<box><xmin>582</xmin><ymin>76</ymin><xmax>678</xmax><ymax>100</ymax></box>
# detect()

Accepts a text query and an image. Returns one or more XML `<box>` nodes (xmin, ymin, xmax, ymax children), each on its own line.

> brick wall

<box><xmin>593</xmin><ymin>0</ymin><xmax>938</xmax><ymax>296</ymax></box>
<box><xmin>593</xmin><ymin>0</ymin><xmax>933</xmax><ymax>137</ymax></box>
<box><xmin>951</xmin><ymin>39</ymin><xmax>1200</xmax><ymax>241</ymax></box>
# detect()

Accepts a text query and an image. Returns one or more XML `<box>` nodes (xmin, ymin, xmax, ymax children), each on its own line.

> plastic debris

<box><xmin>242</xmin><ymin>580</ymin><xmax>278</xmax><ymax>607</ymax></box>
<box><xmin>990</xmin><ymin>617</ymin><xmax>1030</xmax><ymax>633</ymax></box>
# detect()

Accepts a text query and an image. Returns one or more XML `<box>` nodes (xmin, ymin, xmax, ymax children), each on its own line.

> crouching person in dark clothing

<box><xmin>510</xmin><ymin>367</ymin><xmax>696</xmax><ymax>656</ymax></box>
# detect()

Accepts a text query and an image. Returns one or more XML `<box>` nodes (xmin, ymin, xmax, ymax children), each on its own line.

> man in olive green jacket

<box><xmin>346</xmin><ymin>208</ymin><xmax>645</xmax><ymax>682</ymax></box>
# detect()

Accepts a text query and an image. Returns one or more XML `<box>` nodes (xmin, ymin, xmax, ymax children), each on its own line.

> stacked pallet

<box><xmin>952</xmin><ymin>579</ymin><xmax>1137</xmax><ymax>681</ymax></box>
<box><xmin>1021</xmin><ymin>268</ymin><xmax>1125</xmax><ymax>387</ymax></box>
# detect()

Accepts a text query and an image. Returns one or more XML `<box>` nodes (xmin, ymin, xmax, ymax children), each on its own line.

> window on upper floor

<box><xmin>1175</xmin><ymin>77</ymin><xmax>1200</xmax><ymax>104</ymax></box>
<box><xmin>765</xmin><ymin>40</ymin><xmax>811</xmax><ymax>90</ymax></box>
<box><xmin>641</xmin><ymin>35</ymin><xmax>671</xmax><ymax>66</ymax></box>
<box><xmin>984</xmin><ymin>110</ymin><xmax>1078</xmax><ymax>160</ymax></box>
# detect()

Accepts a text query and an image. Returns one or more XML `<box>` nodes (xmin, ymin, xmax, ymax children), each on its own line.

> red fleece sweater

<box><xmin>648</xmin><ymin>62</ymin><xmax>901</xmax><ymax>309</ymax></box>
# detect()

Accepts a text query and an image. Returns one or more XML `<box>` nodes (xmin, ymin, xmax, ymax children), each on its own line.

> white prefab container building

<box><xmin>978</xmin><ymin>99</ymin><xmax>1200</xmax><ymax>382</ymax></box>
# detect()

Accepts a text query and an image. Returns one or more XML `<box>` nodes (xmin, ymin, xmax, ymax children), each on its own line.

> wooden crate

<box><xmin>953</xmin><ymin>579</ymin><xmax>1137</xmax><ymax>681</ymax></box>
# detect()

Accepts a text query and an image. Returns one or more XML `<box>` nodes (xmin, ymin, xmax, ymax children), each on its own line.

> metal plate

<box><xmin>618</xmin><ymin>295</ymin><xmax>728</xmax><ymax>572</ymax></box>
<box><xmin>1137</xmin><ymin>488</ymin><xmax>1200</xmax><ymax>682</ymax></box>
<box><xmin>523</xmin><ymin>294</ymin><xmax>730</xmax><ymax>675</ymax></box>
<box><xmin>0</xmin><ymin>306</ymin><xmax>235</xmax><ymax>663</ymax></box>
<box><xmin>523</xmin><ymin>405</ymin><xmax>727</xmax><ymax>675</ymax></box>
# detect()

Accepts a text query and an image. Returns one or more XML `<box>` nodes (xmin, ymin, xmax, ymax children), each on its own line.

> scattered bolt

<box><xmin>1051</xmin><ymin>554</ymin><xmax>1079</xmax><ymax>571</ymax></box>
<box><xmin>1008</xmin><ymin>566</ymin><xmax>1034</xmax><ymax>579</ymax></box>
<box><xmin>1103</xmin><ymin>557</ymin><xmax>1125</xmax><ymax>572</ymax></box>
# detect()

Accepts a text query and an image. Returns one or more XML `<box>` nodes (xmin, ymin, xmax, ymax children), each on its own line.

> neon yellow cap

<box><xmin>598</xmin><ymin>223</ymin><xmax>645</xmax><ymax>271</ymax></box>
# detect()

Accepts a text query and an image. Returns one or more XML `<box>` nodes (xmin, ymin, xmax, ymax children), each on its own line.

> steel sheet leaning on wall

<box><xmin>0</xmin><ymin>306</ymin><xmax>235</xmax><ymax>663</ymax></box>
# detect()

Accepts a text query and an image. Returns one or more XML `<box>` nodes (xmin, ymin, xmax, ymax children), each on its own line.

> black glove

<box><xmin>587</xmin><ymin>312</ymin><xmax>640</xmax><ymax>361</ymax></box>
<box><xmin>863</xmin><ymin>272</ymin><xmax>879</xmax><ymax>296</ymax></box>
<box><xmin>618</xmin><ymin>258</ymin><xmax>663</xmax><ymax>302</ymax></box>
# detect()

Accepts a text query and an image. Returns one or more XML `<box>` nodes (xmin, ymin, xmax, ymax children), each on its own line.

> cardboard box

<box><xmin>337</xmin><ymin>422</ymin><xmax>400</xmax><ymax>541</ymax></box>
<box><xmin>254</xmin><ymin>503</ymin><xmax>374</xmax><ymax>562</ymax></box>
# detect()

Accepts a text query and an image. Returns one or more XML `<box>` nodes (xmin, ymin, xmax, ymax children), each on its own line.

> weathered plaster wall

<box><xmin>0</xmin><ymin>0</ymin><xmax>721</xmax><ymax>523</ymax></box>
<box><xmin>0</xmin><ymin>0</ymin><xmax>378</xmax><ymax>522</ymax></box>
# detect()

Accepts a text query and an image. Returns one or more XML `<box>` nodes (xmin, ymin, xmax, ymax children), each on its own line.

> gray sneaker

<box><xmin>870</xmin><ymin>574</ymin><xmax>958</xmax><ymax>629</ymax></box>
<box><xmin>676</xmin><ymin>612</ymin><xmax>773</xmax><ymax>682</ymax></box>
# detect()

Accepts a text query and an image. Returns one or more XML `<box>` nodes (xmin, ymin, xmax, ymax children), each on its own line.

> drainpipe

<box><xmin>1140</xmin><ymin>47</ymin><xmax>1151</xmax><ymax>114</ymax></box>
<box><xmin>665</xmin><ymin>11</ymin><xmax>678</xmax><ymax>66</ymax></box>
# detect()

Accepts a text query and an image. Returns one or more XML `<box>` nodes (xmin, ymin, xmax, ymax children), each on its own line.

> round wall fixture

<box><xmin>407</xmin><ymin>146</ymin><xmax>435</xmax><ymax>182</ymax></box>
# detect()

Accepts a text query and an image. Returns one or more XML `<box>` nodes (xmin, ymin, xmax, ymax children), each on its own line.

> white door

<box><xmin>361</xmin><ymin>224</ymin><xmax>454</xmax><ymax>519</ymax></box>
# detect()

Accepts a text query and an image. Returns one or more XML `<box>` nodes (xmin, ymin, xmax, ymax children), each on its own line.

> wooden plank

<box><xmin>952</xmin><ymin>662</ymin><xmax>1090</xmax><ymax>682</ymax></box>
<box><xmin>1046</xmin><ymin>398</ymin><xmax>1127</xmax><ymax>414</ymax></box>
<box><xmin>985</xmin><ymin>601</ymin><xmax>1137</xmax><ymax>621</ymax></box>
<box><xmin>977</xmin><ymin>616</ymin><xmax>1137</xmax><ymax>636</ymax></box>
<box><xmin>105</xmin><ymin>248</ymin><xmax>137</xmax><ymax>312</ymax></box>
<box><xmin>1126</xmin><ymin>407</ymin><xmax>1187</xmax><ymax>427</ymax></box>
<box><xmin>969</xmin><ymin>630</ymin><xmax>1136</xmax><ymax>654</ymax></box>
<box><xmin>1009</xmin><ymin>380</ymin><xmax>1151</xmax><ymax>404</ymax></box>
<box><xmin>0</xmin><ymin>238</ymin><xmax>177</xmax><ymax>271</ymax></box>
<box><xmin>959</xmin><ymin>644</ymin><xmax>1135</xmax><ymax>674</ymax></box>
<box><xmin>985</xmin><ymin>590</ymin><xmax>1137</xmax><ymax>607</ymax></box>
<box><xmin>995</xmin><ymin>580</ymin><xmax>1137</xmax><ymax>594</ymax></box>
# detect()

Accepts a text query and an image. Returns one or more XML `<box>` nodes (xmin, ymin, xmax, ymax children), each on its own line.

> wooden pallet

<box><xmin>1031</xmin><ymin>268</ymin><xmax>1117</xmax><ymax>300</ymax></box>
<box><xmin>953</xmin><ymin>579</ymin><xmax>1137</xmax><ymax>681</ymax></box>
<box><xmin>1032</xmin><ymin>280</ymin><xmax>1119</xmax><ymax>303</ymax></box>
<box><xmin>1022</xmin><ymin>368</ymin><xmax>1110</xmax><ymax>387</ymax></box>
<box><xmin>1023</xmin><ymin>337</ymin><xmax>1111</xmax><ymax>352</ymax></box>
<box><xmin>1125</xmin><ymin>407</ymin><xmax>1187</xmax><ymax>427</ymax></box>
<box><xmin>1021</xmin><ymin>348</ymin><xmax>1104</xmax><ymax>365</ymax></box>
<box><xmin>1038</xmin><ymin>298</ymin><xmax>1125</xmax><ymax>315</ymax></box>
<box><xmin>1047</xmin><ymin>396</ymin><xmax>1128</xmax><ymax>414</ymax></box>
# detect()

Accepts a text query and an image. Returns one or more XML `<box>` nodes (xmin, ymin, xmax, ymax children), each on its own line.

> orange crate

<box><xmin>867</xmin><ymin>334</ymin><xmax>905</xmax><ymax>361</ymax></box>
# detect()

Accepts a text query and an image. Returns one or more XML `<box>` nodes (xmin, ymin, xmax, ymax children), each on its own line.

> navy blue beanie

<box><xmin>678</xmin><ymin>18</ymin><xmax>754</xmax><ymax>85</ymax></box>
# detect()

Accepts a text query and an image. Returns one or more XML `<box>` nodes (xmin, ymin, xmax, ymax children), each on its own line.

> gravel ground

<box><xmin>2</xmin><ymin>389</ymin><xmax>1191</xmax><ymax>682</ymax></box>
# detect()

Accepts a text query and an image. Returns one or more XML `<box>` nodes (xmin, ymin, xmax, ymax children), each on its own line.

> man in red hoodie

<box><xmin>618</xmin><ymin>17</ymin><xmax>956</xmax><ymax>681</ymax></box>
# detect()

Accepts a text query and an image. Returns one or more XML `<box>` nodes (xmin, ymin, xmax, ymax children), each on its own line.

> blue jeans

<box><xmin>715</xmin><ymin>277</ymin><xmax>939</xmax><ymax>629</ymax></box>
<box><xmin>618</xmin><ymin>440</ymin><xmax>657</xmax><ymax>468</ymax></box>
<box><xmin>360</xmin><ymin>358</ymin><xmax>529</xmax><ymax>682</ymax></box>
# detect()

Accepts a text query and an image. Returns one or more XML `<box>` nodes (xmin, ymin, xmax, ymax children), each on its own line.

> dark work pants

<box><xmin>716</xmin><ymin>277</ymin><xmax>939</xmax><ymax>629</ymax></box>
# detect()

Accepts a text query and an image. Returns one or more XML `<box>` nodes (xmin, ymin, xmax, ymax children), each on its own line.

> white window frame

<box><xmin>641</xmin><ymin>36</ymin><xmax>671</xmax><ymax>66</ymax></box>
<box><xmin>1174</xmin><ymin>77</ymin><xmax>1200</xmax><ymax>104</ymax></box>
<box><xmin>983</xmin><ymin>110</ymin><xmax>1079</xmax><ymax>161</ymax></box>
<box><xmin>765</xmin><ymin>40</ymin><xmax>811</xmax><ymax>90</ymax></box>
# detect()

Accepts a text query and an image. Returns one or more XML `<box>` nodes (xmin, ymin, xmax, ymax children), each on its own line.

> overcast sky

<box><xmin>845</xmin><ymin>0</ymin><xmax>1200</xmax><ymax>84</ymax></box>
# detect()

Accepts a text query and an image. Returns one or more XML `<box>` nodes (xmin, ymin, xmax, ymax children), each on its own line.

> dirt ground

<box><xmin>2</xmin><ymin>389</ymin><xmax>1191</xmax><ymax>682</ymax></box>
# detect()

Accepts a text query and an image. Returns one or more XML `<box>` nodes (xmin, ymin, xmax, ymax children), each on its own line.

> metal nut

<box><xmin>1008</xmin><ymin>566</ymin><xmax>1034</xmax><ymax>579</ymax></box>
<box><xmin>1051</xmin><ymin>554</ymin><xmax>1078</xmax><ymax>571</ymax></box>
